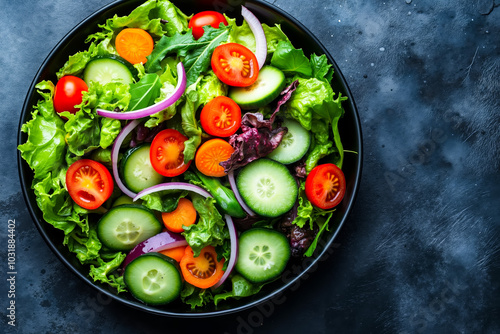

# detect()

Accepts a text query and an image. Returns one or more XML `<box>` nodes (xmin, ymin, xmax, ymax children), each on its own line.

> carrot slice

<box><xmin>159</xmin><ymin>246</ymin><xmax>187</xmax><ymax>263</ymax></box>
<box><xmin>115</xmin><ymin>28</ymin><xmax>154</xmax><ymax>64</ymax></box>
<box><xmin>161</xmin><ymin>198</ymin><xmax>197</xmax><ymax>233</ymax></box>
<box><xmin>180</xmin><ymin>246</ymin><xmax>225</xmax><ymax>289</ymax></box>
<box><xmin>195</xmin><ymin>139</ymin><xmax>235</xmax><ymax>177</ymax></box>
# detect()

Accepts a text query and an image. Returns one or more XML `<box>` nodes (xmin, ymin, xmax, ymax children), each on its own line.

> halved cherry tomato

<box><xmin>188</xmin><ymin>11</ymin><xmax>228</xmax><ymax>40</ymax></box>
<box><xmin>66</xmin><ymin>159</ymin><xmax>114</xmax><ymax>210</ymax></box>
<box><xmin>54</xmin><ymin>76</ymin><xmax>88</xmax><ymax>114</ymax></box>
<box><xmin>305</xmin><ymin>163</ymin><xmax>346</xmax><ymax>209</ymax></box>
<box><xmin>200</xmin><ymin>96</ymin><xmax>241</xmax><ymax>137</ymax></box>
<box><xmin>150</xmin><ymin>129</ymin><xmax>191</xmax><ymax>177</ymax></box>
<box><xmin>211</xmin><ymin>43</ymin><xmax>259</xmax><ymax>87</ymax></box>
<box><xmin>115</xmin><ymin>28</ymin><xmax>154</xmax><ymax>64</ymax></box>
<box><xmin>180</xmin><ymin>245</ymin><xmax>224</xmax><ymax>289</ymax></box>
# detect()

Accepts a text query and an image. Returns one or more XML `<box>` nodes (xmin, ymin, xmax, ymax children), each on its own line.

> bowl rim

<box><xmin>17</xmin><ymin>0</ymin><xmax>363</xmax><ymax>318</ymax></box>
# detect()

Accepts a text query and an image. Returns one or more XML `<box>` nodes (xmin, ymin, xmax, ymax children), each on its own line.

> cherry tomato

<box><xmin>305</xmin><ymin>163</ymin><xmax>346</xmax><ymax>209</ymax></box>
<box><xmin>200</xmin><ymin>96</ymin><xmax>241</xmax><ymax>137</ymax></box>
<box><xmin>188</xmin><ymin>11</ymin><xmax>228</xmax><ymax>40</ymax></box>
<box><xmin>53</xmin><ymin>76</ymin><xmax>88</xmax><ymax>114</ymax></box>
<box><xmin>150</xmin><ymin>129</ymin><xmax>191</xmax><ymax>177</ymax></box>
<box><xmin>180</xmin><ymin>246</ymin><xmax>224</xmax><ymax>289</ymax></box>
<box><xmin>66</xmin><ymin>159</ymin><xmax>114</xmax><ymax>210</ymax></box>
<box><xmin>211</xmin><ymin>43</ymin><xmax>259</xmax><ymax>87</ymax></box>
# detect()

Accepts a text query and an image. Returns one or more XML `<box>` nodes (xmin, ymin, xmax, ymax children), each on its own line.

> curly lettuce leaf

<box><xmin>18</xmin><ymin>81</ymin><xmax>67</xmax><ymax>180</ymax></box>
<box><xmin>140</xmin><ymin>190</ymin><xmax>187</xmax><ymax>213</ymax></box>
<box><xmin>89</xmin><ymin>251</ymin><xmax>127</xmax><ymax>293</ymax></box>
<box><xmin>180</xmin><ymin>71</ymin><xmax>226</xmax><ymax>162</ymax></box>
<box><xmin>285</xmin><ymin>76</ymin><xmax>347</xmax><ymax>169</ymax></box>
<box><xmin>182</xmin><ymin>194</ymin><xmax>229</xmax><ymax>257</ymax></box>
<box><xmin>226</xmin><ymin>16</ymin><xmax>289</xmax><ymax>54</ymax></box>
<box><xmin>181</xmin><ymin>283</ymin><xmax>213</xmax><ymax>309</ymax></box>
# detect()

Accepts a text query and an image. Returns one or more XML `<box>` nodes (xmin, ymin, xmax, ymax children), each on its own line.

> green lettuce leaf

<box><xmin>140</xmin><ymin>190</ymin><xmax>188</xmax><ymax>213</ymax></box>
<box><xmin>271</xmin><ymin>41</ymin><xmax>312</xmax><ymax>77</ymax></box>
<box><xmin>285</xmin><ymin>76</ymin><xmax>347</xmax><ymax>169</ymax></box>
<box><xmin>180</xmin><ymin>71</ymin><xmax>227</xmax><ymax>162</ymax></box>
<box><xmin>100</xmin><ymin>118</ymin><xmax>122</xmax><ymax>149</ymax></box>
<box><xmin>226</xmin><ymin>16</ymin><xmax>289</xmax><ymax>54</ymax></box>
<box><xmin>310</xmin><ymin>53</ymin><xmax>334</xmax><ymax>82</ymax></box>
<box><xmin>18</xmin><ymin>81</ymin><xmax>67</xmax><ymax>180</ymax></box>
<box><xmin>89</xmin><ymin>251</ymin><xmax>127</xmax><ymax>293</ymax></box>
<box><xmin>145</xmin><ymin>62</ymin><xmax>182</xmax><ymax>128</ymax></box>
<box><xmin>180</xmin><ymin>283</ymin><xmax>213</xmax><ymax>309</ymax></box>
<box><xmin>213</xmin><ymin>275</ymin><xmax>267</xmax><ymax>306</ymax></box>
<box><xmin>182</xmin><ymin>194</ymin><xmax>229</xmax><ymax>257</ymax></box>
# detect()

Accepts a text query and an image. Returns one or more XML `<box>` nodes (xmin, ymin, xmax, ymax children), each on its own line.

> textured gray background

<box><xmin>2</xmin><ymin>0</ymin><xmax>500</xmax><ymax>333</ymax></box>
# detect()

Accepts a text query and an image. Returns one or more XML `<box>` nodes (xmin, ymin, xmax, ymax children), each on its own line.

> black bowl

<box><xmin>17</xmin><ymin>0</ymin><xmax>362</xmax><ymax>317</ymax></box>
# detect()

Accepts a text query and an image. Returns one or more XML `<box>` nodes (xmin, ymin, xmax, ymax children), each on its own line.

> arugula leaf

<box><xmin>271</xmin><ymin>41</ymin><xmax>312</xmax><ymax>77</ymax></box>
<box><xmin>304</xmin><ymin>212</ymin><xmax>334</xmax><ymax>257</ymax></box>
<box><xmin>146</xmin><ymin>32</ymin><xmax>199</xmax><ymax>73</ymax></box>
<box><xmin>146</xmin><ymin>25</ymin><xmax>230</xmax><ymax>86</ymax></box>
<box><xmin>128</xmin><ymin>73</ymin><xmax>162</xmax><ymax>111</ymax></box>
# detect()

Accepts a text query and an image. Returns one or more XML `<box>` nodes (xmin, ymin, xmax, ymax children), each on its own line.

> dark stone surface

<box><xmin>2</xmin><ymin>0</ymin><xmax>500</xmax><ymax>333</ymax></box>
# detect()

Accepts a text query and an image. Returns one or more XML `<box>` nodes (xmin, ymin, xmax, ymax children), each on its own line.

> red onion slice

<box><xmin>228</xmin><ymin>171</ymin><xmax>256</xmax><ymax>216</ymax></box>
<box><xmin>97</xmin><ymin>62</ymin><xmax>186</xmax><ymax>120</ymax></box>
<box><xmin>213</xmin><ymin>214</ymin><xmax>238</xmax><ymax>289</ymax></box>
<box><xmin>112</xmin><ymin>120</ymin><xmax>141</xmax><ymax>198</ymax></box>
<box><xmin>122</xmin><ymin>231</ymin><xmax>188</xmax><ymax>268</ymax></box>
<box><xmin>133</xmin><ymin>182</ymin><xmax>212</xmax><ymax>202</ymax></box>
<box><xmin>241</xmin><ymin>6</ymin><xmax>267</xmax><ymax>69</ymax></box>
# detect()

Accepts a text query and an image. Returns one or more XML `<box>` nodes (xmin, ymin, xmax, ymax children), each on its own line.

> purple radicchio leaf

<box><xmin>220</xmin><ymin>80</ymin><xmax>300</xmax><ymax>173</ymax></box>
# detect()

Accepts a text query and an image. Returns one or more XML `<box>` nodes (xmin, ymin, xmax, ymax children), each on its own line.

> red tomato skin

<box><xmin>188</xmin><ymin>11</ymin><xmax>228</xmax><ymax>40</ymax></box>
<box><xmin>66</xmin><ymin>159</ymin><xmax>114</xmax><ymax>210</ymax></box>
<box><xmin>200</xmin><ymin>96</ymin><xmax>241</xmax><ymax>137</ymax></box>
<box><xmin>53</xmin><ymin>76</ymin><xmax>88</xmax><ymax>114</ymax></box>
<box><xmin>305</xmin><ymin>163</ymin><xmax>346</xmax><ymax>209</ymax></box>
<box><xmin>150</xmin><ymin>129</ymin><xmax>192</xmax><ymax>177</ymax></box>
<box><xmin>211</xmin><ymin>43</ymin><xmax>259</xmax><ymax>87</ymax></box>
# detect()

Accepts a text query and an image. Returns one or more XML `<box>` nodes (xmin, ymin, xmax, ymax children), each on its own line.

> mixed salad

<box><xmin>18</xmin><ymin>0</ymin><xmax>348</xmax><ymax>309</ymax></box>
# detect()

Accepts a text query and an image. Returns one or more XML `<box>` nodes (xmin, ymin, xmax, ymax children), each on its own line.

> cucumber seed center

<box><xmin>257</xmin><ymin>178</ymin><xmax>275</xmax><ymax>198</ymax></box>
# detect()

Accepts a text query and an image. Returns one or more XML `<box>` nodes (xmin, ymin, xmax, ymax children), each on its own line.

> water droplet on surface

<box><xmin>379</xmin><ymin>47</ymin><xmax>385</xmax><ymax>51</ymax></box>
<box><xmin>405</xmin><ymin>0</ymin><xmax>412</xmax><ymax>4</ymax></box>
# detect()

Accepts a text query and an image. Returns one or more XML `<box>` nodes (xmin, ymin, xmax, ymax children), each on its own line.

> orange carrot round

<box><xmin>195</xmin><ymin>139</ymin><xmax>234</xmax><ymax>177</ymax></box>
<box><xmin>161</xmin><ymin>198</ymin><xmax>197</xmax><ymax>233</ymax></box>
<box><xmin>115</xmin><ymin>28</ymin><xmax>154</xmax><ymax>64</ymax></box>
<box><xmin>159</xmin><ymin>246</ymin><xmax>187</xmax><ymax>263</ymax></box>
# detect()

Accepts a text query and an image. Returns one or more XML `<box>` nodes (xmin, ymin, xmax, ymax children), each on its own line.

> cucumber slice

<box><xmin>267</xmin><ymin>119</ymin><xmax>311</xmax><ymax>164</ymax></box>
<box><xmin>235</xmin><ymin>228</ymin><xmax>291</xmax><ymax>283</ymax></box>
<box><xmin>236</xmin><ymin>159</ymin><xmax>298</xmax><ymax>217</ymax></box>
<box><xmin>83</xmin><ymin>56</ymin><xmax>135</xmax><ymax>86</ymax></box>
<box><xmin>120</xmin><ymin>144</ymin><xmax>165</xmax><ymax>193</ymax></box>
<box><xmin>229</xmin><ymin>66</ymin><xmax>286</xmax><ymax>109</ymax></box>
<box><xmin>97</xmin><ymin>205</ymin><xmax>162</xmax><ymax>251</ymax></box>
<box><xmin>124</xmin><ymin>252</ymin><xmax>182</xmax><ymax>305</ymax></box>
